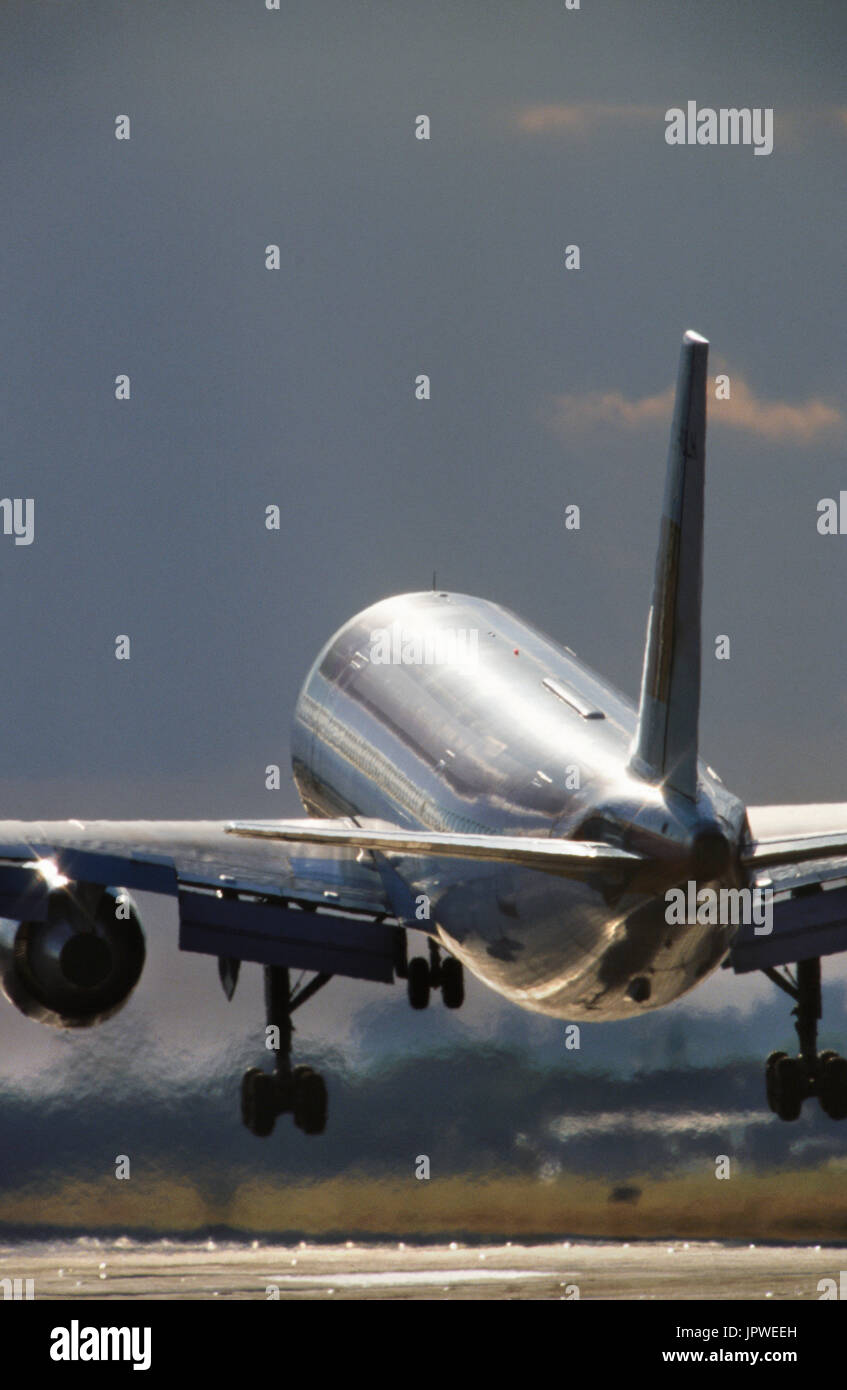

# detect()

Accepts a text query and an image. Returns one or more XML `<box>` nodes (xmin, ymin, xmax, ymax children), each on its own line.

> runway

<box><xmin>1</xmin><ymin>1237</ymin><xmax>843</xmax><ymax>1300</ymax></box>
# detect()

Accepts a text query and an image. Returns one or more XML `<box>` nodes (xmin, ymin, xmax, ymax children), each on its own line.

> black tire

<box><xmin>242</xmin><ymin>1068</ymin><xmax>277</xmax><ymax>1137</ymax></box>
<box><xmin>765</xmin><ymin>1051</ymin><xmax>787</xmax><ymax>1113</ymax></box>
<box><xmin>819</xmin><ymin>1053</ymin><xmax>847</xmax><ymax>1120</ymax></box>
<box><xmin>774</xmin><ymin>1056</ymin><xmax>804</xmax><ymax>1122</ymax></box>
<box><xmin>241</xmin><ymin>1067</ymin><xmax>262</xmax><ymax>1126</ymax></box>
<box><xmin>407</xmin><ymin>956</ymin><xmax>431</xmax><ymax>1010</ymax></box>
<box><xmin>293</xmin><ymin>1067</ymin><xmax>328</xmax><ymax>1135</ymax></box>
<box><xmin>441</xmin><ymin>956</ymin><xmax>464</xmax><ymax>1010</ymax></box>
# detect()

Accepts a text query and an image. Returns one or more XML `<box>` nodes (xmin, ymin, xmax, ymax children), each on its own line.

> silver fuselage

<box><xmin>292</xmin><ymin>592</ymin><xmax>747</xmax><ymax>1021</ymax></box>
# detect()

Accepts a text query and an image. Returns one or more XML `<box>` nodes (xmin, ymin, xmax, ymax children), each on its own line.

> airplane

<box><xmin>2</xmin><ymin>328</ymin><xmax>847</xmax><ymax>1137</ymax></box>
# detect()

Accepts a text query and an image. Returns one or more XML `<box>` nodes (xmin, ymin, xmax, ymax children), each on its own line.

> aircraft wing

<box><xmin>0</xmin><ymin>819</ymin><xmax>402</xmax><ymax>984</ymax></box>
<box><xmin>741</xmin><ymin>803</ymin><xmax>847</xmax><ymax>871</ymax></box>
<box><xmin>732</xmin><ymin>805</ymin><xmax>847</xmax><ymax>973</ymax></box>
<box><xmin>0</xmin><ymin>817</ymin><xmax>641</xmax><ymax>988</ymax></box>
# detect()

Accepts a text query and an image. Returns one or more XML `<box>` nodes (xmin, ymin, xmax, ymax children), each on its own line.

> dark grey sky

<box><xmin>2</xmin><ymin>0</ymin><xmax>847</xmax><ymax>1107</ymax></box>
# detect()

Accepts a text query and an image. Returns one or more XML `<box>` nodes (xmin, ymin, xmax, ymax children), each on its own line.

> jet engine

<box><xmin>0</xmin><ymin>884</ymin><xmax>145</xmax><ymax>1027</ymax></box>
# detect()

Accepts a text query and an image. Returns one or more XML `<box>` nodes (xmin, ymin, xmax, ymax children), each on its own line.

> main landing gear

<box><xmin>764</xmin><ymin>957</ymin><xmax>847</xmax><ymax>1121</ymax></box>
<box><xmin>241</xmin><ymin>966</ymin><xmax>330</xmax><ymax>1138</ymax></box>
<box><xmin>406</xmin><ymin>940</ymin><xmax>464</xmax><ymax>1011</ymax></box>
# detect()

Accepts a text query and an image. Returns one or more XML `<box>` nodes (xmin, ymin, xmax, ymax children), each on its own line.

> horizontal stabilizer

<box><xmin>225</xmin><ymin>819</ymin><xmax>642</xmax><ymax>879</ymax></box>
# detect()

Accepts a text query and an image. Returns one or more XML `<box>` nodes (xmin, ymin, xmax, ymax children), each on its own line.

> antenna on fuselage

<box><xmin>630</xmin><ymin>330</ymin><xmax>708</xmax><ymax>803</ymax></box>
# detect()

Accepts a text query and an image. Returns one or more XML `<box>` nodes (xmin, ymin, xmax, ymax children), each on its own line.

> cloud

<box><xmin>550</xmin><ymin>384</ymin><xmax>674</xmax><ymax>432</ymax></box>
<box><xmin>718</xmin><ymin>378</ymin><xmax>844</xmax><ymax>443</ymax></box>
<box><xmin>548</xmin><ymin>375</ymin><xmax>844</xmax><ymax>446</ymax></box>
<box><xmin>514</xmin><ymin>103</ymin><xmax>662</xmax><ymax>135</ymax></box>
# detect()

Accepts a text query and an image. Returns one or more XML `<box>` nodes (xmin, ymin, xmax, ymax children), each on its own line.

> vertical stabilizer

<box><xmin>630</xmin><ymin>330</ymin><xmax>708</xmax><ymax>801</ymax></box>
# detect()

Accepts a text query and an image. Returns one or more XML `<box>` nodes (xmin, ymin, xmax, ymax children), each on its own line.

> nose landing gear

<box><xmin>764</xmin><ymin>958</ymin><xmax>847</xmax><ymax>1121</ymax></box>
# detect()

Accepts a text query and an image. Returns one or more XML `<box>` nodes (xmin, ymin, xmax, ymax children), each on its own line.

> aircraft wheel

<box><xmin>818</xmin><ymin>1053</ymin><xmax>847</xmax><ymax>1120</ymax></box>
<box><xmin>241</xmin><ymin>1067</ymin><xmax>262</xmax><ymax>1125</ymax></box>
<box><xmin>441</xmin><ymin>957</ymin><xmax>464</xmax><ymax>1010</ymax></box>
<box><xmin>771</xmin><ymin>1056</ymin><xmax>804</xmax><ymax>1122</ymax></box>
<box><xmin>293</xmin><ymin>1066</ymin><xmax>328</xmax><ymax>1135</ymax></box>
<box><xmin>241</xmin><ymin>1067</ymin><xmax>277</xmax><ymax>1137</ymax></box>
<box><xmin>765</xmin><ymin>1051</ymin><xmax>787</xmax><ymax>1113</ymax></box>
<box><xmin>407</xmin><ymin>957</ymin><xmax>431</xmax><ymax>1010</ymax></box>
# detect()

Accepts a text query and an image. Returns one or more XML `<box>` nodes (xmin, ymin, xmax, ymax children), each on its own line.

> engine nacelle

<box><xmin>0</xmin><ymin>884</ymin><xmax>145</xmax><ymax>1028</ymax></box>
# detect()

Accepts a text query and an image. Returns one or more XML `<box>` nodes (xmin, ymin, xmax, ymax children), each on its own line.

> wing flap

<box><xmin>730</xmin><ymin>881</ymin><xmax>847</xmax><ymax>973</ymax></box>
<box><xmin>177</xmin><ymin>889</ymin><xmax>397</xmax><ymax>983</ymax></box>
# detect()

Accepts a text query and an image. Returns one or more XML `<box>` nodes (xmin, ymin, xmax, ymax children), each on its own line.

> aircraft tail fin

<box><xmin>630</xmin><ymin>330</ymin><xmax>708</xmax><ymax>802</ymax></box>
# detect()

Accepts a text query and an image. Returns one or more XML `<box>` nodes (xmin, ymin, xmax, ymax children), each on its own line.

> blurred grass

<box><xmin>3</xmin><ymin>1165</ymin><xmax>847</xmax><ymax>1240</ymax></box>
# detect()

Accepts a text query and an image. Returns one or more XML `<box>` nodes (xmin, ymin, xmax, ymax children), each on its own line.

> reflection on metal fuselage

<box><xmin>292</xmin><ymin>592</ymin><xmax>747</xmax><ymax>1021</ymax></box>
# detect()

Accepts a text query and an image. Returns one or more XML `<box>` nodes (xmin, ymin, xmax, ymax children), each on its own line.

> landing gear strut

<box><xmin>764</xmin><ymin>957</ymin><xmax>847</xmax><ymax>1121</ymax></box>
<box><xmin>406</xmin><ymin>940</ymin><xmax>464</xmax><ymax>1011</ymax></box>
<box><xmin>241</xmin><ymin>966</ymin><xmax>330</xmax><ymax>1137</ymax></box>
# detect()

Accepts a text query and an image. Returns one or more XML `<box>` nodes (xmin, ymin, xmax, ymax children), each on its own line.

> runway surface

<box><xmin>1</xmin><ymin>1237</ymin><xmax>844</xmax><ymax>1299</ymax></box>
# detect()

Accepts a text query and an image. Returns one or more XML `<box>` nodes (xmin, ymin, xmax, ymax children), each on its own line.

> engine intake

<box><xmin>0</xmin><ymin>884</ymin><xmax>145</xmax><ymax>1028</ymax></box>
